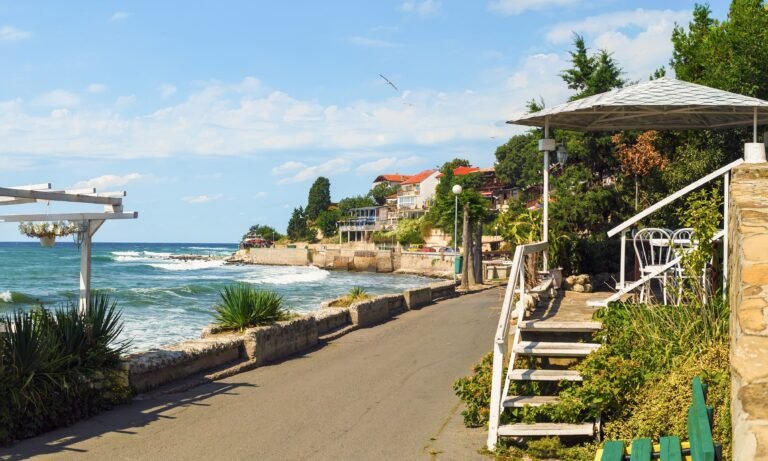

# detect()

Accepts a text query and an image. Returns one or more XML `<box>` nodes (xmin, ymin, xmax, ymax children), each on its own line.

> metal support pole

<box><xmin>543</xmin><ymin>117</ymin><xmax>550</xmax><ymax>271</ymax></box>
<box><xmin>454</xmin><ymin>194</ymin><xmax>458</xmax><ymax>281</ymax></box>
<box><xmin>754</xmin><ymin>107</ymin><xmax>758</xmax><ymax>143</ymax></box>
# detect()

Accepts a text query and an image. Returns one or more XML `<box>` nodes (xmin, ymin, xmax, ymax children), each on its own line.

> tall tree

<box><xmin>287</xmin><ymin>206</ymin><xmax>315</xmax><ymax>242</ymax></box>
<box><xmin>306</xmin><ymin>177</ymin><xmax>331</xmax><ymax>220</ymax></box>
<box><xmin>368</xmin><ymin>183</ymin><xmax>398</xmax><ymax>205</ymax></box>
<box><xmin>494</xmin><ymin>131</ymin><xmax>542</xmax><ymax>189</ymax></box>
<box><xmin>242</xmin><ymin>224</ymin><xmax>282</xmax><ymax>241</ymax></box>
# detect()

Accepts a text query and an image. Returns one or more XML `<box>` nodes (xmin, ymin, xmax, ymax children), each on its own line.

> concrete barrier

<box><xmin>313</xmin><ymin>307</ymin><xmax>351</xmax><ymax>335</ymax></box>
<box><xmin>349</xmin><ymin>298</ymin><xmax>390</xmax><ymax>327</ymax></box>
<box><xmin>243</xmin><ymin>316</ymin><xmax>318</xmax><ymax>365</ymax></box>
<box><xmin>430</xmin><ymin>280</ymin><xmax>457</xmax><ymax>301</ymax></box>
<box><xmin>404</xmin><ymin>286</ymin><xmax>432</xmax><ymax>310</ymax></box>
<box><xmin>127</xmin><ymin>335</ymin><xmax>244</xmax><ymax>393</ymax></box>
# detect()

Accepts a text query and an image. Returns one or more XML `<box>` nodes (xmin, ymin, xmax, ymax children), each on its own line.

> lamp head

<box><xmin>556</xmin><ymin>144</ymin><xmax>569</xmax><ymax>165</ymax></box>
<box><xmin>452</xmin><ymin>184</ymin><xmax>463</xmax><ymax>195</ymax></box>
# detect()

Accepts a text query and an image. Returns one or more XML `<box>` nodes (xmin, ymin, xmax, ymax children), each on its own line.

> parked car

<box><xmin>417</xmin><ymin>246</ymin><xmax>437</xmax><ymax>253</ymax></box>
<box><xmin>436</xmin><ymin>247</ymin><xmax>457</xmax><ymax>254</ymax></box>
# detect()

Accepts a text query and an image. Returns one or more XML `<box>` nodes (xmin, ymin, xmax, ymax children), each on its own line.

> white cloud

<box><xmin>73</xmin><ymin>173</ymin><xmax>145</xmax><ymax>190</ymax></box>
<box><xmin>272</xmin><ymin>161</ymin><xmax>306</xmax><ymax>175</ymax></box>
<box><xmin>87</xmin><ymin>83</ymin><xmax>108</xmax><ymax>94</ymax></box>
<box><xmin>32</xmin><ymin>90</ymin><xmax>80</xmax><ymax>107</ymax></box>
<box><xmin>400</xmin><ymin>0</ymin><xmax>441</xmax><ymax>17</ymax></box>
<box><xmin>159</xmin><ymin>84</ymin><xmax>177</xmax><ymax>98</ymax></box>
<box><xmin>546</xmin><ymin>9</ymin><xmax>691</xmax><ymax>80</ymax></box>
<box><xmin>489</xmin><ymin>0</ymin><xmax>580</xmax><ymax>15</ymax></box>
<box><xmin>276</xmin><ymin>158</ymin><xmax>352</xmax><ymax>184</ymax></box>
<box><xmin>108</xmin><ymin>12</ymin><xmax>130</xmax><ymax>23</ymax></box>
<box><xmin>0</xmin><ymin>26</ymin><xmax>31</xmax><ymax>41</ymax></box>
<box><xmin>183</xmin><ymin>194</ymin><xmax>223</xmax><ymax>204</ymax></box>
<box><xmin>255</xmin><ymin>191</ymin><xmax>268</xmax><ymax>198</ymax></box>
<box><xmin>348</xmin><ymin>36</ymin><xmax>403</xmax><ymax>48</ymax></box>
<box><xmin>357</xmin><ymin>157</ymin><xmax>397</xmax><ymax>173</ymax></box>
<box><xmin>114</xmin><ymin>95</ymin><xmax>136</xmax><ymax>109</ymax></box>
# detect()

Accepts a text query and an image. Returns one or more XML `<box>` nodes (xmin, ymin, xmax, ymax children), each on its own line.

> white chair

<box><xmin>667</xmin><ymin>228</ymin><xmax>709</xmax><ymax>304</ymax></box>
<box><xmin>633</xmin><ymin>228</ymin><xmax>672</xmax><ymax>303</ymax></box>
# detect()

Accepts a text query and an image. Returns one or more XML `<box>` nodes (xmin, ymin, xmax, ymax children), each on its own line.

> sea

<box><xmin>0</xmin><ymin>242</ymin><xmax>435</xmax><ymax>352</ymax></box>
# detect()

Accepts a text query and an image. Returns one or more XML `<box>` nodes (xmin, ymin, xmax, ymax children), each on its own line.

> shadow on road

<box><xmin>0</xmin><ymin>381</ymin><xmax>257</xmax><ymax>460</ymax></box>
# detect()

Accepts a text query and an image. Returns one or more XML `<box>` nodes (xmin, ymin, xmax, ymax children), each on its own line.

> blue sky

<box><xmin>0</xmin><ymin>0</ymin><xmax>729</xmax><ymax>242</ymax></box>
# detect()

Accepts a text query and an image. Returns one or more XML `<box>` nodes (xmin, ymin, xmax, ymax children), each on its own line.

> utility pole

<box><xmin>461</xmin><ymin>203</ymin><xmax>471</xmax><ymax>290</ymax></box>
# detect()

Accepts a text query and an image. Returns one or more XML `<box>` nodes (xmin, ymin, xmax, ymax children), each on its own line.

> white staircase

<box><xmin>487</xmin><ymin>241</ymin><xmax>602</xmax><ymax>450</ymax></box>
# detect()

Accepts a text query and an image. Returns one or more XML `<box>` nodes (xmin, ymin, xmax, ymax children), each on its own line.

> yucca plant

<box><xmin>214</xmin><ymin>283</ymin><xmax>289</xmax><ymax>331</ymax></box>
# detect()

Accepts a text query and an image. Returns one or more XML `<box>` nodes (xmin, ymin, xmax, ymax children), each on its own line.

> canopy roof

<box><xmin>507</xmin><ymin>77</ymin><xmax>768</xmax><ymax>131</ymax></box>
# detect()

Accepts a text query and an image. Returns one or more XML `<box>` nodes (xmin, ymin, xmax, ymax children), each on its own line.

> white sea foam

<box><xmin>147</xmin><ymin>260</ymin><xmax>226</xmax><ymax>271</ymax></box>
<box><xmin>0</xmin><ymin>290</ymin><xmax>12</xmax><ymax>302</ymax></box>
<box><xmin>240</xmin><ymin>267</ymin><xmax>329</xmax><ymax>285</ymax></box>
<box><xmin>112</xmin><ymin>251</ymin><xmax>141</xmax><ymax>257</ymax></box>
<box><xmin>186</xmin><ymin>246</ymin><xmax>232</xmax><ymax>252</ymax></box>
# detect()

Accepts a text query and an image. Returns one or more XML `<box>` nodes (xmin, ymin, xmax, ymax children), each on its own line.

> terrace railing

<box><xmin>487</xmin><ymin>240</ymin><xmax>550</xmax><ymax>448</ymax></box>
<box><xmin>592</xmin><ymin>158</ymin><xmax>744</xmax><ymax>306</ymax></box>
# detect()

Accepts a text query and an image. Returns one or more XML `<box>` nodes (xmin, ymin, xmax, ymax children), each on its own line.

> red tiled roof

<box><xmin>453</xmin><ymin>166</ymin><xmax>481</xmax><ymax>176</ymax></box>
<box><xmin>400</xmin><ymin>169</ymin><xmax>436</xmax><ymax>185</ymax></box>
<box><xmin>374</xmin><ymin>174</ymin><xmax>411</xmax><ymax>183</ymax></box>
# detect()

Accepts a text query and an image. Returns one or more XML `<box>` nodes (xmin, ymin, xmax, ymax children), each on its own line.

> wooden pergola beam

<box><xmin>0</xmin><ymin>211</ymin><xmax>138</xmax><ymax>223</ymax></box>
<box><xmin>0</xmin><ymin>187</ymin><xmax>123</xmax><ymax>206</ymax></box>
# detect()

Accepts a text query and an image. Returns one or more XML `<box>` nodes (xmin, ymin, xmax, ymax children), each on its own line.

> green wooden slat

<box><xmin>601</xmin><ymin>441</ymin><xmax>626</xmax><ymax>461</ymax></box>
<box><xmin>630</xmin><ymin>438</ymin><xmax>652</xmax><ymax>461</ymax></box>
<box><xmin>689</xmin><ymin>377</ymin><xmax>715</xmax><ymax>461</ymax></box>
<box><xmin>660</xmin><ymin>436</ymin><xmax>682</xmax><ymax>461</ymax></box>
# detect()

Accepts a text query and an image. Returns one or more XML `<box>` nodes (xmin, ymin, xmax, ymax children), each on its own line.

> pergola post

<box><xmin>541</xmin><ymin>116</ymin><xmax>552</xmax><ymax>271</ymax></box>
<box><xmin>79</xmin><ymin>220</ymin><xmax>104</xmax><ymax>314</ymax></box>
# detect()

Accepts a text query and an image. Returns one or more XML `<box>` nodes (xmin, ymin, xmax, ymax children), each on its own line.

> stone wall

<box><xmin>404</xmin><ymin>286</ymin><xmax>432</xmax><ymax>309</ymax></box>
<box><xmin>430</xmin><ymin>280</ymin><xmax>458</xmax><ymax>300</ymax></box>
<box><xmin>243</xmin><ymin>316</ymin><xmax>318</xmax><ymax>365</ymax></box>
<box><xmin>396</xmin><ymin>253</ymin><xmax>455</xmax><ymax>278</ymax></box>
<box><xmin>233</xmin><ymin>248</ymin><xmax>310</xmax><ymax>266</ymax></box>
<box><xmin>729</xmin><ymin>163</ymin><xmax>768</xmax><ymax>461</ymax></box>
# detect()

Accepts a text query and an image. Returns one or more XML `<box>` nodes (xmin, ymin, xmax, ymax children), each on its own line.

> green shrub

<box><xmin>452</xmin><ymin>352</ymin><xmax>495</xmax><ymax>427</ymax></box>
<box><xmin>329</xmin><ymin>286</ymin><xmax>372</xmax><ymax>307</ymax></box>
<box><xmin>0</xmin><ymin>294</ymin><xmax>132</xmax><ymax>446</ymax></box>
<box><xmin>214</xmin><ymin>283</ymin><xmax>289</xmax><ymax>331</ymax></box>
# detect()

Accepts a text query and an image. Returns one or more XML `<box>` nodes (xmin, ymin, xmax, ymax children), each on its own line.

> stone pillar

<box><xmin>729</xmin><ymin>164</ymin><xmax>768</xmax><ymax>461</ymax></box>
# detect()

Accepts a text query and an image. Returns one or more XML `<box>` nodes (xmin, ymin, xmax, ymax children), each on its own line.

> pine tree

<box><xmin>306</xmin><ymin>177</ymin><xmax>331</xmax><ymax>220</ymax></box>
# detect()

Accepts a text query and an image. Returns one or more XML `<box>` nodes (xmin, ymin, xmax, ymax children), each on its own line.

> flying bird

<box><xmin>379</xmin><ymin>74</ymin><xmax>399</xmax><ymax>92</ymax></box>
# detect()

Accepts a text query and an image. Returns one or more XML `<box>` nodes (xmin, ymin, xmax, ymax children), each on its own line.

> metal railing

<box><xmin>487</xmin><ymin>240</ymin><xmax>548</xmax><ymax>449</ymax></box>
<box><xmin>601</xmin><ymin>158</ymin><xmax>743</xmax><ymax>303</ymax></box>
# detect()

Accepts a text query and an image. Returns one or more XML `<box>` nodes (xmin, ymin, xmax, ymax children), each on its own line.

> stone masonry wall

<box><xmin>729</xmin><ymin>163</ymin><xmax>768</xmax><ymax>461</ymax></box>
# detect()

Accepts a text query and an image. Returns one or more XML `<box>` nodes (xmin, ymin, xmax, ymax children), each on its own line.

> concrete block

<box><xmin>349</xmin><ymin>298</ymin><xmax>390</xmax><ymax>327</ymax></box>
<box><xmin>313</xmin><ymin>307</ymin><xmax>351</xmax><ymax>335</ymax></box>
<box><xmin>404</xmin><ymin>286</ymin><xmax>432</xmax><ymax>310</ymax></box>
<box><xmin>430</xmin><ymin>280</ymin><xmax>457</xmax><ymax>300</ymax></box>
<box><xmin>243</xmin><ymin>316</ymin><xmax>318</xmax><ymax>365</ymax></box>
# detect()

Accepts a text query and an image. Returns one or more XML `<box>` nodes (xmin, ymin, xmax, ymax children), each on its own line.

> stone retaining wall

<box><xmin>233</xmin><ymin>248</ymin><xmax>310</xmax><ymax>266</ymax></box>
<box><xmin>729</xmin><ymin>163</ymin><xmax>768</xmax><ymax>461</ymax></box>
<box><xmin>126</xmin><ymin>280</ymin><xmax>463</xmax><ymax>393</ymax></box>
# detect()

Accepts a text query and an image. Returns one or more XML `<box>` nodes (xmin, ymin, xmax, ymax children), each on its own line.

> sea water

<box><xmin>0</xmin><ymin>242</ymin><xmax>435</xmax><ymax>352</ymax></box>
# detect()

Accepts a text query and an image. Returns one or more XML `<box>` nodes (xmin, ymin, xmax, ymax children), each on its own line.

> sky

<box><xmin>0</xmin><ymin>0</ymin><xmax>730</xmax><ymax>243</ymax></box>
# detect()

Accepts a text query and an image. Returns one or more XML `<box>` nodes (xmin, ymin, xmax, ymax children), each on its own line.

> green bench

<box><xmin>595</xmin><ymin>377</ymin><xmax>721</xmax><ymax>461</ymax></box>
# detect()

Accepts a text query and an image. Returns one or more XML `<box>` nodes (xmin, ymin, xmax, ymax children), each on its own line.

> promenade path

<box><xmin>2</xmin><ymin>287</ymin><xmax>503</xmax><ymax>461</ymax></box>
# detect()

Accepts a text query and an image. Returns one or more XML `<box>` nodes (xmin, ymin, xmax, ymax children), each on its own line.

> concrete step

<box><xmin>519</xmin><ymin>320</ymin><xmax>602</xmax><ymax>333</ymax></box>
<box><xmin>514</xmin><ymin>341</ymin><xmax>600</xmax><ymax>357</ymax></box>
<box><xmin>508</xmin><ymin>369</ymin><xmax>583</xmax><ymax>382</ymax></box>
<box><xmin>497</xmin><ymin>422</ymin><xmax>595</xmax><ymax>437</ymax></box>
<box><xmin>503</xmin><ymin>395</ymin><xmax>560</xmax><ymax>408</ymax></box>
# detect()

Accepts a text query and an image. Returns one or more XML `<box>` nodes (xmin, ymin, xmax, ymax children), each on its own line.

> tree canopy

<box><xmin>368</xmin><ymin>182</ymin><xmax>398</xmax><ymax>206</ymax></box>
<box><xmin>242</xmin><ymin>224</ymin><xmax>282</xmax><ymax>241</ymax></box>
<box><xmin>287</xmin><ymin>206</ymin><xmax>316</xmax><ymax>242</ymax></box>
<box><xmin>337</xmin><ymin>195</ymin><xmax>376</xmax><ymax>216</ymax></box>
<box><xmin>306</xmin><ymin>177</ymin><xmax>331</xmax><ymax>220</ymax></box>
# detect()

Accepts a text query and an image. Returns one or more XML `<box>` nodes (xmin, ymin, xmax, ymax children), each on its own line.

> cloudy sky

<box><xmin>0</xmin><ymin>0</ymin><xmax>729</xmax><ymax>242</ymax></box>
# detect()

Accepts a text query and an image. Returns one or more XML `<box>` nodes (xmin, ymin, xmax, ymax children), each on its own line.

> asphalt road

<box><xmin>3</xmin><ymin>287</ymin><xmax>503</xmax><ymax>461</ymax></box>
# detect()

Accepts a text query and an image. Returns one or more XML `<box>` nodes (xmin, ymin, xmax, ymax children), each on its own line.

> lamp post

<box><xmin>452</xmin><ymin>184</ymin><xmax>462</xmax><ymax>281</ymax></box>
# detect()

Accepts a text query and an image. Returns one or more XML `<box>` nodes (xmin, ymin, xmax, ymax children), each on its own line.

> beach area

<box><xmin>0</xmin><ymin>242</ymin><xmax>435</xmax><ymax>352</ymax></box>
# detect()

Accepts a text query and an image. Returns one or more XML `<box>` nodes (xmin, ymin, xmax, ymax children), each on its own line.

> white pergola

<box><xmin>0</xmin><ymin>183</ymin><xmax>138</xmax><ymax>313</ymax></box>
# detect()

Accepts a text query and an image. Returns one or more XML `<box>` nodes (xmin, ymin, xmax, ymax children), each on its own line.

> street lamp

<box><xmin>452</xmin><ymin>184</ymin><xmax>462</xmax><ymax>281</ymax></box>
<box><xmin>556</xmin><ymin>143</ymin><xmax>569</xmax><ymax>165</ymax></box>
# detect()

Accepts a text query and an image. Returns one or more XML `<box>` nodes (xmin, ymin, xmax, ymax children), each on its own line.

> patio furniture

<box><xmin>633</xmin><ymin>228</ymin><xmax>672</xmax><ymax>303</ymax></box>
<box><xmin>667</xmin><ymin>228</ymin><xmax>713</xmax><ymax>305</ymax></box>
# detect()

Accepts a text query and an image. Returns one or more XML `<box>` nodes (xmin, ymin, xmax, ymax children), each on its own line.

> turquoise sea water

<box><xmin>0</xmin><ymin>242</ymin><xmax>434</xmax><ymax>352</ymax></box>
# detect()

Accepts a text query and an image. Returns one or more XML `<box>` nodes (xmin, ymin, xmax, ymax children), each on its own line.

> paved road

<box><xmin>2</xmin><ymin>288</ymin><xmax>503</xmax><ymax>461</ymax></box>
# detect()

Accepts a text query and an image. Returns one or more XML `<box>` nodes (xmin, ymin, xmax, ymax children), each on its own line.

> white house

<box><xmin>396</xmin><ymin>169</ymin><xmax>440</xmax><ymax>215</ymax></box>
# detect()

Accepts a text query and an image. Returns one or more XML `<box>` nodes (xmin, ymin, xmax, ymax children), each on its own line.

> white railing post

<box><xmin>619</xmin><ymin>230</ymin><xmax>628</xmax><ymax>289</ymax></box>
<box><xmin>723</xmin><ymin>171</ymin><xmax>730</xmax><ymax>293</ymax></box>
<box><xmin>487</xmin><ymin>340</ymin><xmax>505</xmax><ymax>450</ymax></box>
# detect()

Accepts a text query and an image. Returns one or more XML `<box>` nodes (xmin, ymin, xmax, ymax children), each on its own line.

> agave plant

<box><xmin>347</xmin><ymin>286</ymin><xmax>370</xmax><ymax>302</ymax></box>
<box><xmin>214</xmin><ymin>283</ymin><xmax>289</xmax><ymax>331</ymax></box>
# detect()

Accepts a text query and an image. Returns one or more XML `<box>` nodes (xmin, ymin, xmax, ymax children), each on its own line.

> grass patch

<box><xmin>328</xmin><ymin>286</ymin><xmax>372</xmax><ymax>307</ymax></box>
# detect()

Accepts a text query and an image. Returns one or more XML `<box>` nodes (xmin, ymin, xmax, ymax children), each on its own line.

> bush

<box><xmin>214</xmin><ymin>283</ymin><xmax>289</xmax><ymax>331</ymax></box>
<box><xmin>0</xmin><ymin>293</ymin><xmax>132</xmax><ymax>446</ymax></box>
<box><xmin>329</xmin><ymin>287</ymin><xmax>372</xmax><ymax>307</ymax></box>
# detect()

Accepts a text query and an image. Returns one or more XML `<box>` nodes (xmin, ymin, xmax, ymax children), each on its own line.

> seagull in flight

<box><xmin>379</xmin><ymin>74</ymin><xmax>399</xmax><ymax>92</ymax></box>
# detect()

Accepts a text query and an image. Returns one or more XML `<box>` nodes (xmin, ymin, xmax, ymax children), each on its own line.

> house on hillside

<box><xmin>397</xmin><ymin>169</ymin><xmax>440</xmax><ymax>218</ymax></box>
<box><xmin>338</xmin><ymin>205</ymin><xmax>390</xmax><ymax>243</ymax></box>
<box><xmin>441</xmin><ymin>165</ymin><xmax>520</xmax><ymax>212</ymax></box>
<box><xmin>372</xmin><ymin>174</ymin><xmax>411</xmax><ymax>189</ymax></box>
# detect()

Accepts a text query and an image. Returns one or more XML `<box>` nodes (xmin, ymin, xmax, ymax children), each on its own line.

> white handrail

<box><xmin>488</xmin><ymin>240</ymin><xmax>547</xmax><ymax>450</ymax></box>
<box><xmin>607</xmin><ymin>159</ymin><xmax>743</xmax><ymax>238</ymax></box>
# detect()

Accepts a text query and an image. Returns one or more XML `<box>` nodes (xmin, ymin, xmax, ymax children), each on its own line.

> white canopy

<box><xmin>507</xmin><ymin>77</ymin><xmax>768</xmax><ymax>131</ymax></box>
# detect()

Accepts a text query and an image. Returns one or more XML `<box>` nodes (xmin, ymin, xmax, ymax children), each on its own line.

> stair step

<box><xmin>498</xmin><ymin>422</ymin><xmax>595</xmax><ymax>437</ymax></box>
<box><xmin>503</xmin><ymin>395</ymin><xmax>560</xmax><ymax>407</ymax></box>
<box><xmin>508</xmin><ymin>369</ymin><xmax>583</xmax><ymax>381</ymax></box>
<box><xmin>519</xmin><ymin>320</ymin><xmax>602</xmax><ymax>332</ymax></box>
<box><xmin>514</xmin><ymin>341</ymin><xmax>600</xmax><ymax>357</ymax></box>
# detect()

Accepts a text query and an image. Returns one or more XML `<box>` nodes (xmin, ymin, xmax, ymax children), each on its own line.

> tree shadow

<box><xmin>0</xmin><ymin>380</ymin><xmax>257</xmax><ymax>460</ymax></box>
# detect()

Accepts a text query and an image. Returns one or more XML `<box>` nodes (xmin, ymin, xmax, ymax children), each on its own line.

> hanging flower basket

<box><xmin>18</xmin><ymin>221</ymin><xmax>82</xmax><ymax>248</ymax></box>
